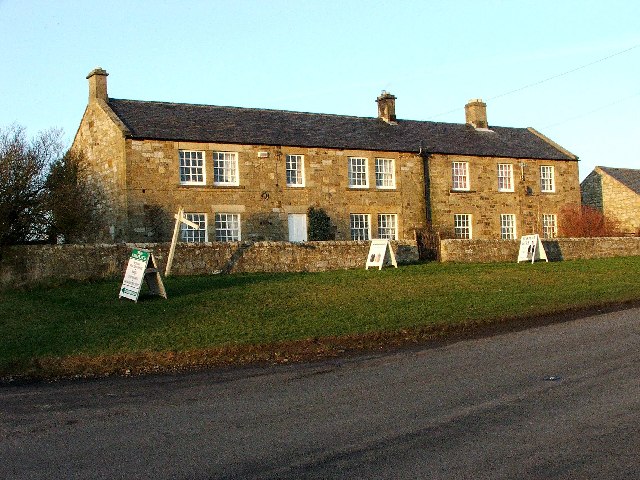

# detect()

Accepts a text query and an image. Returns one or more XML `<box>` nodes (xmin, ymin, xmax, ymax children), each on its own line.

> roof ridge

<box><xmin>600</xmin><ymin>165</ymin><xmax>639</xmax><ymax>172</ymax></box>
<box><xmin>109</xmin><ymin>97</ymin><xmax>383</xmax><ymax>122</ymax></box>
<box><xmin>108</xmin><ymin>97</ymin><xmax>504</xmax><ymax>129</ymax></box>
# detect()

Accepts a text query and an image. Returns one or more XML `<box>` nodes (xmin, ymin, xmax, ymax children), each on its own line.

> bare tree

<box><xmin>0</xmin><ymin>124</ymin><xmax>63</xmax><ymax>246</ymax></box>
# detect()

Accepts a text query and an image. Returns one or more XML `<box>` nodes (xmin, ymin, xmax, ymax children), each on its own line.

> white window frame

<box><xmin>350</xmin><ymin>213</ymin><xmax>370</xmax><ymax>240</ymax></box>
<box><xmin>286</xmin><ymin>154</ymin><xmax>305</xmax><ymax>187</ymax></box>
<box><xmin>213</xmin><ymin>152</ymin><xmax>239</xmax><ymax>186</ymax></box>
<box><xmin>215</xmin><ymin>213</ymin><xmax>241</xmax><ymax>242</ymax></box>
<box><xmin>540</xmin><ymin>165</ymin><xmax>555</xmax><ymax>193</ymax></box>
<box><xmin>454</xmin><ymin>214</ymin><xmax>472</xmax><ymax>239</ymax></box>
<box><xmin>179</xmin><ymin>150</ymin><xmax>206</xmax><ymax>185</ymax></box>
<box><xmin>452</xmin><ymin>162</ymin><xmax>470</xmax><ymax>191</ymax></box>
<box><xmin>378</xmin><ymin>214</ymin><xmax>398</xmax><ymax>240</ymax></box>
<box><xmin>500</xmin><ymin>214</ymin><xmax>517</xmax><ymax>240</ymax></box>
<box><xmin>497</xmin><ymin>163</ymin><xmax>514</xmax><ymax>192</ymax></box>
<box><xmin>180</xmin><ymin>213</ymin><xmax>207</xmax><ymax>243</ymax></box>
<box><xmin>542</xmin><ymin>214</ymin><xmax>557</xmax><ymax>239</ymax></box>
<box><xmin>375</xmin><ymin>158</ymin><xmax>396</xmax><ymax>189</ymax></box>
<box><xmin>348</xmin><ymin>157</ymin><xmax>369</xmax><ymax>188</ymax></box>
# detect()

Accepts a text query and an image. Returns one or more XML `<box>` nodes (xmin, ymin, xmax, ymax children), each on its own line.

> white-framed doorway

<box><xmin>288</xmin><ymin>214</ymin><xmax>308</xmax><ymax>242</ymax></box>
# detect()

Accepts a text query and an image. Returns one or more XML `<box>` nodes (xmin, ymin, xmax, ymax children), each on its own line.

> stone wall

<box><xmin>580</xmin><ymin>170</ymin><xmax>603</xmax><ymax>210</ymax></box>
<box><xmin>599</xmin><ymin>170</ymin><xmax>640</xmax><ymax>234</ymax></box>
<box><xmin>440</xmin><ymin>237</ymin><xmax>640</xmax><ymax>263</ymax></box>
<box><xmin>581</xmin><ymin>167</ymin><xmax>640</xmax><ymax>235</ymax></box>
<box><xmin>72</xmin><ymin>100</ymin><xmax>129</xmax><ymax>242</ymax></box>
<box><xmin>0</xmin><ymin>241</ymin><xmax>419</xmax><ymax>289</ymax></box>
<box><xmin>427</xmin><ymin>153</ymin><xmax>581</xmax><ymax>239</ymax></box>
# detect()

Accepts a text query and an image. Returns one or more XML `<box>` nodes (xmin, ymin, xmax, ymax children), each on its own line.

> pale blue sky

<box><xmin>1</xmin><ymin>0</ymin><xmax>638</xmax><ymax>180</ymax></box>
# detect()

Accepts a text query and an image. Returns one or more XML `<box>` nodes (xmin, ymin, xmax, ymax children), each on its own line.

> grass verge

<box><xmin>1</xmin><ymin>257</ymin><xmax>639</xmax><ymax>381</ymax></box>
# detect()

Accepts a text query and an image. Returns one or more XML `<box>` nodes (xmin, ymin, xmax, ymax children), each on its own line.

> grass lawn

<box><xmin>1</xmin><ymin>256</ymin><xmax>639</xmax><ymax>378</ymax></box>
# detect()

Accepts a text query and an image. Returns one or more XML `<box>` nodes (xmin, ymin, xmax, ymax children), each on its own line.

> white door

<box><xmin>288</xmin><ymin>214</ymin><xmax>308</xmax><ymax>242</ymax></box>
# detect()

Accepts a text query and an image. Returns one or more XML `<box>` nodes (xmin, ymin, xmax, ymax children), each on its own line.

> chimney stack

<box><xmin>465</xmin><ymin>98</ymin><xmax>488</xmax><ymax>129</ymax></box>
<box><xmin>376</xmin><ymin>91</ymin><xmax>397</xmax><ymax>124</ymax></box>
<box><xmin>86</xmin><ymin>67</ymin><xmax>108</xmax><ymax>103</ymax></box>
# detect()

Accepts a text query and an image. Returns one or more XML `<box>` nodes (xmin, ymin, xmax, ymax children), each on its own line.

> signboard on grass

<box><xmin>365</xmin><ymin>239</ymin><xmax>398</xmax><ymax>270</ymax></box>
<box><xmin>119</xmin><ymin>248</ymin><xmax>167</xmax><ymax>302</ymax></box>
<box><xmin>517</xmin><ymin>234</ymin><xmax>548</xmax><ymax>263</ymax></box>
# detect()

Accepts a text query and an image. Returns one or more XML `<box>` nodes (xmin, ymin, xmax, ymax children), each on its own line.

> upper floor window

<box><xmin>350</xmin><ymin>213</ymin><xmax>370</xmax><ymax>240</ymax></box>
<box><xmin>213</xmin><ymin>152</ymin><xmax>239</xmax><ymax>186</ymax></box>
<box><xmin>348</xmin><ymin>157</ymin><xmax>369</xmax><ymax>188</ymax></box>
<box><xmin>454</xmin><ymin>214</ymin><xmax>472</xmax><ymax>239</ymax></box>
<box><xmin>180</xmin><ymin>213</ymin><xmax>207</xmax><ymax>243</ymax></box>
<box><xmin>500</xmin><ymin>214</ymin><xmax>517</xmax><ymax>240</ymax></box>
<box><xmin>215</xmin><ymin>213</ymin><xmax>241</xmax><ymax>242</ymax></box>
<box><xmin>497</xmin><ymin>164</ymin><xmax>514</xmax><ymax>192</ymax></box>
<box><xmin>452</xmin><ymin>162</ymin><xmax>469</xmax><ymax>191</ymax></box>
<box><xmin>378</xmin><ymin>214</ymin><xmax>398</xmax><ymax>240</ymax></box>
<box><xmin>179</xmin><ymin>150</ymin><xmax>205</xmax><ymax>185</ymax></box>
<box><xmin>375</xmin><ymin>158</ymin><xmax>395</xmax><ymax>189</ymax></box>
<box><xmin>542</xmin><ymin>214</ymin><xmax>557</xmax><ymax>239</ymax></box>
<box><xmin>286</xmin><ymin>154</ymin><xmax>305</xmax><ymax>187</ymax></box>
<box><xmin>540</xmin><ymin>166</ymin><xmax>555</xmax><ymax>192</ymax></box>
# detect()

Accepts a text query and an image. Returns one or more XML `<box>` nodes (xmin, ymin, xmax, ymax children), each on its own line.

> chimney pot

<box><xmin>376</xmin><ymin>91</ymin><xmax>397</xmax><ymax>124</ymax></box>
<box><xmin>465</xmin><ymin>98</ymin><xmax>488</xmax><ymax>129</ymax></box>
<box><xmin>86</xmin><ymin>67</ymin><xmax>109</xmax><ymax>103</ymax></box>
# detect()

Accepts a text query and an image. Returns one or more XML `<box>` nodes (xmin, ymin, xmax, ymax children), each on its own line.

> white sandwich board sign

<box><xmin>517</xmin><ymin>234</ymin><xmax>548</xmax><ymax>263</ymax></box>
<box><xmin>119</xmin><ymin>248</ymin><xmax>167</xmax><ymax>302</ymax></box>
<box><xmin>365</xmin><ymin>239</ymin><xmax>398</xmax><ymax>270</ymax></box>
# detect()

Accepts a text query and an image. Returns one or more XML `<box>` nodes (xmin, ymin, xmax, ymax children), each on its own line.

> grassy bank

<box><xmin>1</xmin><ymin>257</ymin><xmax>639</xmax><ymax>378</ymax></box>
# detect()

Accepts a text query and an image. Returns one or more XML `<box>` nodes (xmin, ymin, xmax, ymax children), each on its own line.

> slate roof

<box><xmin>600</xmin><ymin>167</ymin><xmax>640</xmax><ymax>195</ymax></box>
<box><xmin>108</xmin><ymin>98</ymin><xmax>577</xmax><ymax>161</ymax></box>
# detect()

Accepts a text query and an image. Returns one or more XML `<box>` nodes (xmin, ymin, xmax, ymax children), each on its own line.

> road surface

<box><xmin>1</xmin><ymin>307</ymin><xmax>639</xmax><ymax>479</ymax></box>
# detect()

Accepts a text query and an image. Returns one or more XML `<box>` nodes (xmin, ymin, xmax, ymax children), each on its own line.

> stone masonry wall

<box><xmin>440</xmin><ymin>237</ymin><xmax>640</xmax><ymax>262</ymax></box>
<box><xmin>0</xmin><ymin>241</ymin><xmax>418</xmax><ymax>289</ymax></box>
<box><xmin>581</xmin><ymin>168</ymin><xmax>640</xmax><ymax>235</ymax></box>
<box><xmin>72</xmin><ymin>101</ymin><xmax>128</xmax><ymax>242</ymax></box>
<box><xmin>580</xmin><ymin>170</ymin><xmax>603</xmax><ymax>211</ymax></box>
<box><xmin>123</xmin><ymin>139</ymin><xmax>427</xmax><ymax>243</ymax></box>
<box><xmin>600</xmin><ymin>171</ymin><xmax>640</xmax><ymax>235</ymax></box>
<box><xmin>427</xmin><ymin>154</ymin><xmax>581</xmax><ymax>239</ymax></box>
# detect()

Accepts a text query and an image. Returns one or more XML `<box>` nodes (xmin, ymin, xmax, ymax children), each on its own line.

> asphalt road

<box><xmin>1</xmin><ymin>307</ymin><xmax>639</xmax><ymax>479</ymax></box>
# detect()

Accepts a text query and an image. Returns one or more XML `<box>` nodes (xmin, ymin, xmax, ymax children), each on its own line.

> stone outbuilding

<box><xmin>72</xmin><ymin>68</ymin><xmax>580</xmax><ymax>244</ymax></box>
<box><xmin>581</xmin><ymin>166</ymin><xmax>640</xmax><ymax>235</ymax></box>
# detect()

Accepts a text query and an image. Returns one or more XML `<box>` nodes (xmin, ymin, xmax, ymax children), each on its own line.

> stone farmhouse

<box><xmin>581</xmin><ymin>166</ymin><xmax>640</xmax><ymax>235</ymax></box>
<box><xmin>72</xmin><ymin>68</ymin><xmax>580</xmax><ymax>244</ymax></box>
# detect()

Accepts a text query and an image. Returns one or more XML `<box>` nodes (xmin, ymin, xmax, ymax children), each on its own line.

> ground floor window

<box><xmin>180</xmin><ymin>213</ymin><xmax>207</xmax><ymax>243</ymax></box>
<box><xmin>500</xmin><ymin>214</ymin><xmax>517</xmax><ymax>240</ymax></box>
<box><xmin>378</xmin><ymin>214</ymin><xmax>398</xmax><ymax>240</ymax></box>
<box><xmin>542</xmin><ymin>214</ymin><xmax>557</xmax><ymax>239</ymax></box>
<box><xmin>215</xmin><ymin>213</ymin><xmax>241</xmax><ymax>242</ymax></box>
<box><xmin>350</xmin><ymin>214</ymin><xmax>370</xmax><ymax>240</ymax></box>
<box><xmin>454</xmin><ymin>214</ymin><xmax>472</xmax><ymax>239</ymax></box>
